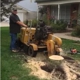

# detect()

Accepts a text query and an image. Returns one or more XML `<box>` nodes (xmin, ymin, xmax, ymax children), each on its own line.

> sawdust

<box><xmin>28</xmin><ymin>61</ymin><xmax>51</xmax><ymax>79</ymax></box>
<box><xmin>23</xmin><ymin>52</ymin><xmax>52</xmax><ymax>80</ymax></box>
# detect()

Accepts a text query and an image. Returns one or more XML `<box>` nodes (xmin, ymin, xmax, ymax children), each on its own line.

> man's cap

<box><xmin>12</xmin><ymin>8</ymin><xmax>17</xmax><ymax>11</ymax></box>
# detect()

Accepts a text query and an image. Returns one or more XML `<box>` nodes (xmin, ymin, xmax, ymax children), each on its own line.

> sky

<box><xmin>17</xmin><ymin>0</ymin><xmax>38</xmax><ymax>11</ymax></box>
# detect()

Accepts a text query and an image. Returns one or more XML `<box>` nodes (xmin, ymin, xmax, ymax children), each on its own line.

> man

<box><xmin>9</xmin><ymin>8</ymin><xmax>28</xmax><ymax>52</ymax></box>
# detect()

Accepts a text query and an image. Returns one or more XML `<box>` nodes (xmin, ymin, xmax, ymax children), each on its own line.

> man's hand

<box><xmin>24</xmin><ymin>25</ymin><xmax>28</xmax><ymax>28</ymax></box>
<box><xmin>25</xmin><ymin>25</ymin><xmax>27</xmax><ymax>28</ymax></box>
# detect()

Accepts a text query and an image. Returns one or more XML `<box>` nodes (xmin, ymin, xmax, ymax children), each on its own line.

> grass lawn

<box><xmin>1</xmin><ymin>27</ymin><xmax>40</xmax><ymax>80</ymax></box>
<box><xmin>62</xmin><ymin>39</ymin><xmax>80</xmax><ymax>60</ymax></box>
<box><xmin>1</xmin><ymin>27</ymin><xmax>80</xmax><ymax>80</ymax></box>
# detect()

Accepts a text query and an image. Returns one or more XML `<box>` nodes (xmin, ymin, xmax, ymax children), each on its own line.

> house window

<box><xmin>60</xmin><ymin>4</ymin><xmax>71</xmax><ymax>23</ymax></box>
<box><xmin>51</xmin><ymin>5</ymin><xmax>58</xmax><ymax>20</ymax></box>
<box><xmin>51</xmin><ymin>4</ymin><xmax>71</xmax><ymax>23</ymax></box>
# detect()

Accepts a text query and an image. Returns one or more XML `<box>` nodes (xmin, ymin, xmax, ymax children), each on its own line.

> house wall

<box><xmin>17</xmin><ymin>10</ymin><xmax>27</xmax><ymax>22</ymax></box>
<box><xmin>17</xmin><ymin>12</ymin><xmax>24</xmax><ymax>22</ymax></box>
<box><xmin>17</xmin><ymin>10</ymin><xmax>37</xmax><ymax>22</ymax></box>
<box><xmin>17</xmin><ymin>12</ymin><xmax>27</xmax><ymax>22</ymax></box>
<box><xmin>27</xmin><ymin>11</ymin><xmax>37</xmax><ymax>20</ymax></box>
<box><xmin>23</xmin><ymin>13</ymin><xmax>28</xmax><ymax>22</ymax></box>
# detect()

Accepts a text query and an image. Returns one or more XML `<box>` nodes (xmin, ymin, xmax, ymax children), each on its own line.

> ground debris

<box><xmin>23</xmin><ymin>53</ymin><xmax>80</xmax><ymax>80</ymax></box>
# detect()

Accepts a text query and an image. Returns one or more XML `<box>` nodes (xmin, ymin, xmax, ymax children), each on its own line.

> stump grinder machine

<box><xmin>17</xmin><ymin>20</ymin><xmax>63</xmax><ymax>57</ymax></box>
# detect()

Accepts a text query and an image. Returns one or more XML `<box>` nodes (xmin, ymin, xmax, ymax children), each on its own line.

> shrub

<box><xmin>24</xmin><ymin>19</ymin><xmax>38</xmax><ymax>28</ymax></box>
<box><xmin>72</xmin><ymin>25</ymin><xmax>80</xmax><ymax>37</ymax></box>
<box><xmin>50</xmin><ymin>20</ymin><xmax>67</xmax><ymax>32</ymax></box>
<box><xmin>42</xmin><ymin>14</ymin><xmax>49</xmax><ymax>25</ymax></box>
<box><xmin>23</xmin><ymin>20</ymin><xmax>28</xmax><ymax>25</ymax></box>
<box><xmin>32</xmin><ymin>19</ymin><xmax>38</xmax><ymax>27</ymax></box>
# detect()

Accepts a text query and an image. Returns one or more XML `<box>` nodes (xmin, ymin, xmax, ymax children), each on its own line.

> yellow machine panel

<box><xmin>20</xmin><ymin>27</ymin><xmax>36</xmax><ymax>44</ymax></box>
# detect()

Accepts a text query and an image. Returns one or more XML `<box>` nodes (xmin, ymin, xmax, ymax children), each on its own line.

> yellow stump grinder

<box><xmin>17</xmin><ymin>20</ymin><xmax>63</xmax><ymax>57</ymax></box>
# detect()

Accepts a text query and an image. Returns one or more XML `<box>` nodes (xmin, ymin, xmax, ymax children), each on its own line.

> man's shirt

<box><xmin>9</xmin><ymin>13</ymin><xmax>21</xmax><ymax>33</ymax></box>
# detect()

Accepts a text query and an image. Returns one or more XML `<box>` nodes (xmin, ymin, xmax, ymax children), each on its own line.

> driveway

<box><xmin>54</xmin><ymin>32</ymin><xmax>80</xmax><ymax>41</ymax></box>
<box><xmin>0</xmin><ymin>22</ymin><xmax>9</xmax><ymax>27</ymax></box>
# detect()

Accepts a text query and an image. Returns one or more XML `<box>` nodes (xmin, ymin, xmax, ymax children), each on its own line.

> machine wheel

<box><xmin>23</xmin><ymin>44</ymin><xmax>28</xmax><ymax>54</ymax></box>
<box><xmin>28</xmin><ymin>46</ymin><xmax>37</xmax><ymax>57</ymax></box>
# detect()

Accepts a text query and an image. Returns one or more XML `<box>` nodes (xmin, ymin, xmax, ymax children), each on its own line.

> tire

<box><xmin>28</xmin><ymin>46</ymin><xmax>37</xmax><ymax>57</ymax></box>
<box><xmin>23</xmin><ymin>44</ymin><xmax>28</xmax><ymax>54</ymax></box>
<box><xmin>15</xmin><ymin>38</ymin><xmax>24</xmax><ymax>51</ymax></box>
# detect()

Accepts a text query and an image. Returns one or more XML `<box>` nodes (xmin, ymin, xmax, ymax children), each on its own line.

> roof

<box><xmin>35</xmin><ymin>0</ymin><xmax>63</xmax><ymax>3</ymax></box>
<box><xmin>35</xmin><ymin>0</ymin><xmax>80</xmax><ymax>3</ymax></box>
<box><xmin>35</xmin><ymin>0</ymin><xmax>80</xmax><ymax>5</ymax></box>
<box><xmin>14</xmin><ymin>4</ymin><xmax>31</xmax><ymax>12</ymax></box>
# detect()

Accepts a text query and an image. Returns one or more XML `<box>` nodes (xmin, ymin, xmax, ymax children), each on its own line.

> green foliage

<box><xmin>24</xmin><ymin>20</ymin><xmax>28</xmax><ymax>25</ymax></box>
<box><xmin>72</xmin><ymin>25</ymin><xmax>80</xmax><ymax>37</ymax></box>
<box><xmin>42</xmin><ymin>14</ymin><xmax>49</xmax><ymax>25</ymax></box>
<box><xmin>24</xmin><ymin>19</ymin><xmax>38</xmax><ymax>28</ymax></box>
<box><xmin>1</xmin><ymin>0</ymin><xmax>23</xmax><ymax>21</ymax></box>
<box><xmin>23</xmin><ymin>21</ymin><xmax>27</xmax><ymax>26</ymax></box>
<box><xmin>39</xmin><ymin>6</ymin><xmax>47</xmax><ymax>16</ymax></box>
<box><xmin>32</xmin><ymin>19</ymin><xmax>38</xmax><ymax>27</ymax></box>
<box><xmin>50</xmin><ymin>20</ymin><xmax>67</xmax><ymax>32</ymax></box>
<box><xmin>71</xmin><ymin>20</ymin><xmax>77</xmax><ymax>28</ymax></box>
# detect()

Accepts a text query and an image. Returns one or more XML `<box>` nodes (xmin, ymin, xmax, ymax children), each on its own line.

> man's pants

<box><xmin>10</xmin><ymin>33</ymin><xmax>17</xmax><ymax>50</ymax></box>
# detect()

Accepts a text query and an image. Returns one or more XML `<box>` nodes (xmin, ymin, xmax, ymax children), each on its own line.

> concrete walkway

<box><xmin>54</xmin><ymin>32</ymin><xmax>80</xmax><ymax>41</ymax></box>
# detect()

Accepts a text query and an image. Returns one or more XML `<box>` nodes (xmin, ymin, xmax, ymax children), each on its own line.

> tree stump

<box><xmin>49</xmin><ymin>55</ymin><xmax>72</xmax><ymax>80</ymax></box>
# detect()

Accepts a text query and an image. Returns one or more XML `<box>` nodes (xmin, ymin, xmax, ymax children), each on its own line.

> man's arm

<box><xmin>16</xmin><ymin>21</ymin><xmax>28</xmax><ymax>28</ymax></box>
